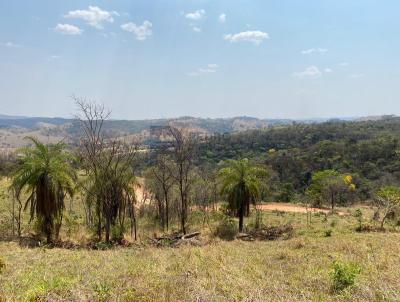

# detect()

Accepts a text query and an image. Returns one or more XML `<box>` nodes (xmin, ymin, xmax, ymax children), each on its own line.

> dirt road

<box><xmin>256</xmin><ymin>202</ymin><xmax>345</xmax><ymax>215</ymax></box>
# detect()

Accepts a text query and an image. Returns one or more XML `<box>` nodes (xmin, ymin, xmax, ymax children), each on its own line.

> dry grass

<box><xmin>0</xmin><ymin>208</ymin><xmax>399</xmax><ymax>302</ymax></box>
<box><xmin>1</xmin><ymin>175</ymin><xmax>398</xmax><ymax>301</ymax></box>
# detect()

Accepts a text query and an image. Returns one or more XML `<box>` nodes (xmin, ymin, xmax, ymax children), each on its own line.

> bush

<box><xmin>330</xmin><ymin>260</ymin><xmax>361</xmax><ymax>291</ymax></box>
<box><xmin>0</xmin><ymin>257</ymin><xmax>5</xmax><ymax>273</ymax></box>
<box><xmin>213</xmin><ymin>216</ymin><xmax>238</xmax><ymax>241</ymax></box>
<box><xmin>324</xmin><ymin>229</ymin><xmax>333</xmax><ymax>237</ymax></box>
<box><xmin>94</xmin><ymin>282</ymin><xmax>111</xmax><ymax>302</ymax></box>
<box><xmin>111</xmin><ymin>225</ymin><xmax>125</xmax><ymax>243</ymax></box>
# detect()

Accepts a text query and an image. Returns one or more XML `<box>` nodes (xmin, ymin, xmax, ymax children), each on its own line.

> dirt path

<box><xmin>256</xmin><ymin>202</ymin><xmax>345</xmax><ymax>215</ymax></box>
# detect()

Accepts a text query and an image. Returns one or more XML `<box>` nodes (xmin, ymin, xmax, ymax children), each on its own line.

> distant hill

<box><xmin>0</xmin><ymin>113</ymin><xmax>377</xmax><ymax>149</ymax></box>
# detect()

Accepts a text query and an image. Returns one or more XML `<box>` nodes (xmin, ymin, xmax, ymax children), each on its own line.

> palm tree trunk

<box><xmin>239</xmin><ymin>201</ymin><xmax>245</xmax><ymax>232</ymax></box>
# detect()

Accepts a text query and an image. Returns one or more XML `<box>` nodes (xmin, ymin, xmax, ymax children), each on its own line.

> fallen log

<box><xmin>182</xmin><ymin>232</ymin><xmax>201</xmax><ymax>240</ymax></box>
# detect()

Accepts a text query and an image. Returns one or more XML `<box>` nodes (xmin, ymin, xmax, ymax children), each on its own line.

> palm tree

<box><xmin>219</xmin><ymin>159</ymin><xmax>266</xmax><ymax>232</ymax></box>
<box><xmin>11</xmin><ymin>137</ymin><xmax>76</xmax><ymax>243</ymax></box>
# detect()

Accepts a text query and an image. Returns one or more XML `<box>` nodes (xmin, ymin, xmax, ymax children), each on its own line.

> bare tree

<box><xmin>150</xmin><ymin>154</ymin><xmax>174</xmax><ymax>231</ymax></box>
<box><xmin>167</xmin><ymin>126</ymin><xmax>197</xmax><ymax>234</ymax></box>
<box><xmin>75</xmin><ymin>97</ymin><xmax>110</xmax><ymax>240</ymax></box>
<box><xmin>74</xmin><ymin>97</ymin><xmax>137</xmax><ymax>243</ymax></box>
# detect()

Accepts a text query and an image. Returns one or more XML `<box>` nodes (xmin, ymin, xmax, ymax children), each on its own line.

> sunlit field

<box><xmin>1</xmin><ymin>181</ymin><xmax>400</xmax><ymax>302</ymax></box>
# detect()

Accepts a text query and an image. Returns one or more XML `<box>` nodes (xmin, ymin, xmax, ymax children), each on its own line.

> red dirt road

<box><xmin>256</xmin><ymin>202</ymin><xmax>345</xmax><ymax>215</ymax></box>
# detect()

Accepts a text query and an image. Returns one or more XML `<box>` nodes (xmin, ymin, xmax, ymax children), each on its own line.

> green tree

<box><xmin>218</xmin><ymin>158</ymin><xmax>267</xmax><ymax>232</ymax></box>
<box><xmin>375</xmin><ymin>186</ymin><xmax>400</xmax><ymax>228</ymax></box>
<box><xmin>306</xmin><ymin>170</ymin><xmax>355</xmax><ymax>210</ymax></box>
<box><xmin>11</xmin><ymin>137</ymin><xmax>76</xmax><ymax>243</ymax></box>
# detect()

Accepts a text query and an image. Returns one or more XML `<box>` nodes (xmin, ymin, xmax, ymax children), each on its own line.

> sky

<box><xmin>0</xmin><ymin>0</ymin><xmax>399</xmax><ymax>120</ymax></box>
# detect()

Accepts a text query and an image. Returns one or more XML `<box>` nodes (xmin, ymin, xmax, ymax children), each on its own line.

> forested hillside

<box><xmin>198</xmin><ymin>117</ymin><xmax>400</xmax><ymax>200</ymax></box>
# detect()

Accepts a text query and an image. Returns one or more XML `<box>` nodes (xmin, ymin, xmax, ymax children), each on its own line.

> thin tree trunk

<box><xmin>165</xmin><ymin>192</ymin><xmax>169</xmax><ymax>231</ymax></box>
<box><xmin>97</xmin><ymin>205</ymin><xmax>102</xmax><ymax>241</ymax></box>
<box><xmin>105</xmin><ymin>217</ymin><xmax>110</xmax><ymax>243</ymax></box>
<box><xmin>17</xmin><ymin>204</ymin><xmax>21</xmax><ymax>237</ymax></box>
<box><xmin>12</xmin><ymin>198</ymin><xmax>15</xmax><ymax>237</ymax></box>
<box><xmin>132</xmin><ymin>204</ymin><xmax>137</xmax><ymax>241</ymax></box>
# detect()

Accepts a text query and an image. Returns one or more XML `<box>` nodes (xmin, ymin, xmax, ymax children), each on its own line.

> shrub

<box><xmin>111</xmin><ymin>225</ymin><xmax>125</xmax><ymax>243</ymax></box>
<box><xmin>330</xmin><ymin>260</ymin><xmax>361</xmax><ymax>291</ymax></box>
<box><xmin>0</xmin><ymin>257</ymin><xmax>5</xmax><ymax>273</ymax></box>
<box><xmin>354</xmin><ymin>209</ymin><xmax>363</xmax><ymax>231</ymax></box>
<box><xmin>324</xmin><ymin>229</ymin><xmax>333</xmax><ymax>237</ymax></box>
<box><xmin>94</xmin><ymin>282</ymin><xmax>111</xmax><ymax>302</ymax></box>
<box><xmin>213</xmin><ymin>216</ymin><xmax>238</xmax><ymax>241</ymax></box>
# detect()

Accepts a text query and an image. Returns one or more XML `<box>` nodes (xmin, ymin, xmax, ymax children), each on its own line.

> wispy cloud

<box><xmin>191</xmin><ymin>25</ymin><xmax>201</xmax><ymax>33</ymax></box>
<box><xmin>224</xmin><ymin>30</ymin><xmax>269</xmax><ymax>45</ymax></box>
<box><xmin>185</xmin><ymin>9</ymin><xmax>205</xmax><ymax>21</ymax></box>
<box><xmin>65</xmin><ymin>6</ymin><xmax>118</xmax><ymax>29</ymax></box>
<box><xmin>349</xmin><ymin>73</ymin><xmax>365</xmax><ymax>79</ymax></box>
<box><xmin>54</xmin><ymin>24</ymin><xmax>83</xmax><ymax>35</ymax></box>
<box><xmin>292</xmin><ymin>66</ymin><xmax>322</xmax><ymax>79</ymax></box>
<box><xmin>121</xmin><ymin>21</ymin><xmax>152</xmax><ymax>41</ymax></box>
<box><xmin>324</xmin><ymin>68</ymin><xmax>333</xmax><ymax>73</ymax></box>
<box><xmin>219</xmin><ymin>13</ymin><xmax>226</xmax><ymax>23</ymax></box>
<box><xmin>339</xmin><ymin>62</ymin><xmax>349</xmax><ymax>67</ymax></box>
<box><xmin>187</xmin><ymin>64</ymin><xmax>219</xmax><ymax>76</ymax></box>
<box><xmin>301</xmin><ymin>48</ymin><xmax>328</xmax><ymax>55</ymax></box>
<box><xmin>1</xmin><ymin>42</ymin><xmax>20</xmax><ymax>48</ymax></box>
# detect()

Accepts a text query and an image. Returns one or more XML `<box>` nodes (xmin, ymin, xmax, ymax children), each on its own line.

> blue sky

<box><xmin>0</xmin><ymin>0</ymin><xmax>399</xmax><ymax>119</ymax></box>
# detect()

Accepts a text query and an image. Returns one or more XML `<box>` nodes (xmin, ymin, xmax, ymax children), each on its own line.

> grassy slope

<box><xmin>1</xmin><ymin>211</ymin><xmax>400</xmax><ymax>302</ymax></box>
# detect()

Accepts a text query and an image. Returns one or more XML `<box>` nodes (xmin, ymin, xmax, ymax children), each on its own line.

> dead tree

<box><xmin>168</xmin><ymin>126</ymin><xmax>197</xmax><ymax>234</ymax></box>
<box><xmin>151</xmin><ymin>154</ymin><xmax>174</xmax><ymax>231</ymax></box>
<box><xmin>75</xmin><ymin>97</ymin><xmax>137</xmax><ymax>243</ymax></box>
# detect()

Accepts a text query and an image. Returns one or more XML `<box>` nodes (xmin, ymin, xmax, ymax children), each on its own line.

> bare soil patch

<box><xmin>256</xmin><ymin>202</ymin><xmax>345</xmax><ymax>215</ymax></box>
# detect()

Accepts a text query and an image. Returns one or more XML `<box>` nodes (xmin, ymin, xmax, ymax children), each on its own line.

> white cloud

<box><xmin>54</xmin><ymin>24</ymin><xmax>83</xmax><ymax>35</ymax></box>
<box><xmin>219</xmin><ymin>13</ymin><xmax>226</xmax><ymax>23</ymax></box>
<box><xmin>324</xmin><ymin>68</ymin><xmax>333</xmax><ymax>73</ymax></box>
<box><xmin>121</xmin><ymin>21</ymin><xmax>152</xmax><ymax>41</ymax></box>
<box><xmin>1</xmin><ymin>42</ymin><xmax>20</xmax><ymax>48</ymax></box>
<box><xmin>65</xmin><ymin>6</ymin><xmax>118</xmax><ymax>29</ymax></box>
<box><xmin>224</xmin><ymin>30</ymin><xmax>269</xmax><ymax>45</ymax></box>
<box><xmin>292</xmin><ymin>66</ymin><xmax>322</xmax><ymax>79</ymax></box>
<box><xmin>191</xmin><ymin>26</ymin><xmax>201</xmax><ymax>32</ymax></box>
<box><xmin>349</xmin><ymin>73</ymin><xmax>365</xmax><ymax>79</ymax></box>
<box><xmin>187</xmin><ymin>64</ymin><xmax>219</xmax><ymax>76</ymax></box>
<box><xmin>301</xmin><ymin>48</ymin><xmax>328</xmax><ymax>55</ymax></box>
<box><xmin>339</xmin><ymin>62</ymin><xmax>349</xmax><ymax>67</ymax></box>
<box><xmin>51</xmin><ymin>55</ymin><xmax>61</xmax><ymax>59</ymax></box>
<box><xmin>207</xmin><ymin>64</ymin><xmax>219</xmax><ymax>69</ymax></box>
<box><xmin>185</xmin><ymin>9</ymin><xmax>205</xmax><ymax>20</ymax></box>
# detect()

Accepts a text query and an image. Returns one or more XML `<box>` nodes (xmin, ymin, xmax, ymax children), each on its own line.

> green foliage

<box><xmin>111</xmin><ymin>224</ymin><xmax>125</xmax><ymax>243</ymax></box>
<box><xmin>375</xmin><ymin>186</ymin><xmax>400</xmax><ymax>227</ymax></box>
<box><xmin>330</xmin><ymin>260</ymin><xmax>361</xmax><ymax>291</ymax></box>
<box><xmin>198</xmin><ymin>118</ymin><xmax>400</xmax><ymax>200</ymax></box>
<box><xmin>306</xmin><ymin>170</ymin><xmax>354</xmax><ymax>209</ymax></box>
<box><xmin>376</xmin><ymin>186</ymin><xmax>400</xmax><ymax>202</ymax></box>
<box><xmin>10</xmin><ymin>137</ymin><xmax>76</xmax><ymax>242</ymax></box>
<box><xmin>94</xmin><ymin>282</ymin><xmax>111</xmax><ymax>302</ymax></box>
<box><xmin>218</xmin><ymin>158</ymin><xmax>267</xmax><ymax>231</ymax></box>
<box><xmin>213</xmin><ymin>216</ymin><xmax>238</xmax><ymax>240</ymax></box>
<box><xmin>324</xmin><ymin>229</ymin><xmax>332</xmax><ymax>237</ymax></box>
<box><xmin>354</xmin><ymin>209</ymin><xmax>363</xmax><ymax>231</ymax></box>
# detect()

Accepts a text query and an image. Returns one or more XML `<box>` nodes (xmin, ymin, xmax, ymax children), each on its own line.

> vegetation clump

<box><xmin>237</xmin><ymin>224</ymin><xmax>294</xmax><ymax>241</ymax></box>
<box><xmin>330</xmin><ymin>260</ymin><xmax>361</xmax><ymax>291</ymax></box>
<box><xmin>0</xmin><ymin>257</ymin><xmax>5</xmax><ymax>273</ymax></box>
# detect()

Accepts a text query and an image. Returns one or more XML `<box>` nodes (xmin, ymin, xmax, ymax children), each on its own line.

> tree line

<box><xmin>3</xmin><ymin>106</ymin><xmax>400</xmax><ymax>243</ymax></box>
